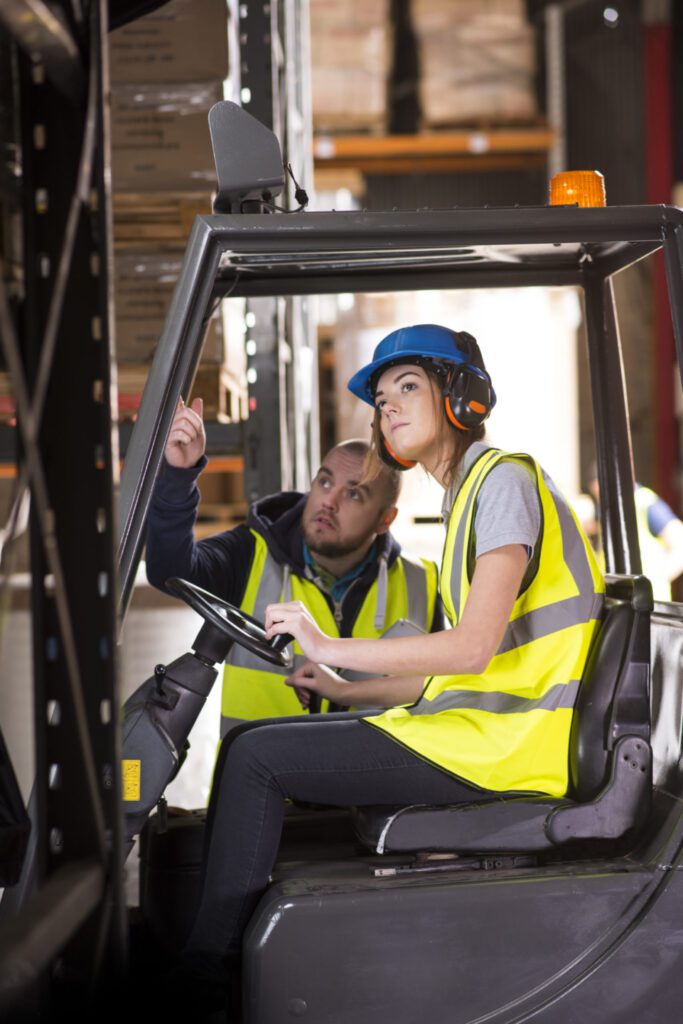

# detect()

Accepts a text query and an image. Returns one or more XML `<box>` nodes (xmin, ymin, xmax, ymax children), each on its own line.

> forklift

<box><xmin>112</xmin><ymin>101</ymin><xmax>683</xmax><ymax>1023</ymax></box>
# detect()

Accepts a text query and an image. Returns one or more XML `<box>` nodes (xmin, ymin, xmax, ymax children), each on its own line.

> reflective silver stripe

<box><xmin>282</xmin><ymin>563</ymin><xmax>292</xmax><ymax>602</ymax></box>
<box><xmin>374</xmin><ymin>554</ymin><xmax>389</xmax><ymax>629</ymax></box>
<box><xmin>401</xmin><ymin>553</ymin><xmax>430</xmax><ymax>631</ymax></box>
<box><xmin>542</xmin><ymin>469</ymin><xmax>595</xmax><ymax>596</ymax></box>
<box><xmin>498</xmin><ymin>592</ymin><xmax>603</xmax><ymax>654</ymax></box>
<box><xmin>228</xmin><ymin>646</ymin><xmax>307</xmax><ymax>679</ymax></box>
<box><xmin>226</xmin><ymin>550</ymin><xmax>299</xmax><ymax>677</ymax></box>
<box><xmin>253</xmin><ymin>550</ymin><xmax>288</xmax><ymax>618</ymax></box>
<box><xmin>410</xmin><ymin>679</ymin><xmax>581</xmax><ymax>717</ymax></box>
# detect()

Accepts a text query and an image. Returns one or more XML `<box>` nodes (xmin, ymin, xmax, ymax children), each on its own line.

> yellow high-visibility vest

<box><xmin>220</xmin><ymin>531</ymin><xmax>439</xmax><ymax>735</ymax></box>
<box><xmin>364</xmin><ymin>448</ymin><xmax>605</xmax><ymax>797</ymax></box>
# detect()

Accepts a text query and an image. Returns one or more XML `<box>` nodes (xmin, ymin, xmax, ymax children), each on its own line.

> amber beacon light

<box><xmin>549</xmin><ymin>170</ymin><xmax>606</xmax><ymax>208</ymax></box>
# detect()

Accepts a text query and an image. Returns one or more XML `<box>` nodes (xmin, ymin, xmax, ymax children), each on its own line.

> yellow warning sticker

<box><xmin>122</xmin><ymin>759</ymin><xmax>141</xmax><ymax>802</ymax></box>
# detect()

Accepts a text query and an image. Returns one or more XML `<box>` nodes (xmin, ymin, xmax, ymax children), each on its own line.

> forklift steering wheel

<box><xmin>165</xmin><ymin>577</ymin><xmax>294</xmax><ymax>668</ymax></box>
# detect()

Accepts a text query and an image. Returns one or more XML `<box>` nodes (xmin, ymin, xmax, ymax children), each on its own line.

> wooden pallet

<box><xmin>116</xmin><ymin>362</ymin><xmax>246</xmax><ymax>424</ymax></box>
<box><xmin>189</xmin><ymin>364</ymin><xmax>246</xmax><ymax>423</ymax></box>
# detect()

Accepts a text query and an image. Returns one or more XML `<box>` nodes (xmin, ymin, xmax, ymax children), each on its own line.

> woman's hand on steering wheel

<box><xmin>265</xmin><ymin>600</ymin><xmax>333</xmax><ymax>664</ymax></box>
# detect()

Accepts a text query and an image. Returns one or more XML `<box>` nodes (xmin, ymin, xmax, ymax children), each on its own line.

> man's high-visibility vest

<box><xmin>220</xmin><ymin>531</ymin><xmax>439</xmax><ymax>735</ymax></box>
<box><xmin>364</xmin><ymin>448</ymin><xmax>605</xmax><ymax>798</ymax></box>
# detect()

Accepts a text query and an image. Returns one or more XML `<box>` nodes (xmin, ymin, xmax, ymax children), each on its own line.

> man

<box><xmin>146</xmin><ymin>398</ymin><xmax>443</xmax><ymax>735</ymax></box>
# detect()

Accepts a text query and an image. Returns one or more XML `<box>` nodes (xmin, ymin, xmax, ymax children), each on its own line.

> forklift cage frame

<box><xmin>119</xmin><ymin>202</ymin><xmax>683</xmax><ymax>619</ymax></box>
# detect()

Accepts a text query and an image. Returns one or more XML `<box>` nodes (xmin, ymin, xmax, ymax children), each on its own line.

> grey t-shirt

<box><xmin>441</xmin><ymin>442</ymin><xmax>541</xmax><ymax>580</ymax></box>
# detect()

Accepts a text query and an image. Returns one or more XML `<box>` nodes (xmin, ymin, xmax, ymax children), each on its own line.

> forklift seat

<box><xmin>353</xmin><ymin>579</ymin><xmax>653</xmax><ymax>855</ymax></box>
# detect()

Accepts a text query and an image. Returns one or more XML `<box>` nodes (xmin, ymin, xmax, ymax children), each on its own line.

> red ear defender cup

<box><xmin>379</xmin><ymin>436</ymin><xmax>417</xmax><ymax>471</ymax></box>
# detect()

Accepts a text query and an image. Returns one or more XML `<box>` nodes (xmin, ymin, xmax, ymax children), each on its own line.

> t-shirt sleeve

<box><xmin>647</xmin><ymin>496</ymin><xmax>678</xmax><ymax>537</ymax></box>
<box><xmin>472</xmin><ymin>460</ymin><xmax>541</xmax><ymax>558</ymax></box>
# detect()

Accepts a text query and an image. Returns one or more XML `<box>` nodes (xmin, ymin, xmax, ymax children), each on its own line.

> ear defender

<box><xmin>443</xmin><ymin>332</ymin><xmax>495</xmax><ymax>431</ymax></box>
<box><xmin>378</xmin><ymin>436</ymin><xmax>417</xmax><ymax>471</ymax></box>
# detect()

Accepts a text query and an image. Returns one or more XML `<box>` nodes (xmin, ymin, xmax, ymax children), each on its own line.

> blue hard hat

<box><xmin>348</xmin><ymin>324</ymin><xmax>480</xmax><ymax>407</ymax></box>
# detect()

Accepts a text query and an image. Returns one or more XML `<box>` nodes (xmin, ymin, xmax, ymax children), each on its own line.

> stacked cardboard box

<box><xmin>310</xmin><ymin>0</ymin><xmax>391</xmax><ymax>133</ymax></box>
<box><xmin>108</xmin><ymin>0</ymin><xmax>246</xmax><ymax>459</ymax></box>
<box><xmin>412</xmin><ymin>0</ymin><xmax>537</xmax><ymax>127</ymax></box>
<box><xmin>113</xmin><ymin>254</ymin><xmax>225</xmax><ymax>366</ymax></box>
<box><xmin>109</xmin><ymin>0</ymin><xmax>229</xmax><ymax>85</ymax></box>
<box><xmin>109</xmin><ymin>0</ymin><xmax>228</xmax><ymax>193</ymax></box>
<box><xmin>110</xmin><ymin>82</ymin><xmax>222</xmax><ymax>193</ymax></box>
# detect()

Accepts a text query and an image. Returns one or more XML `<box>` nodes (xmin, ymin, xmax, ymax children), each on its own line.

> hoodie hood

<box><xmin>247</xmin><ymin>490</ymin><xmax>402</xmax><ymax>576</ymax></box>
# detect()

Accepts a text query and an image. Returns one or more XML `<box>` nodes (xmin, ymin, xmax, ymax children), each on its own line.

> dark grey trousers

<box><xmin>185</xmin><ymin>711</ymin><xmax>485</xmax><ymax>970</ymax></box>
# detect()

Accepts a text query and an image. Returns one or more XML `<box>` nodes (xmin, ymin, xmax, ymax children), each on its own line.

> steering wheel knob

<box><xmin>272</xmin><ymin>632</ymin><xmax>295</xmax><ymax>653</ymax></box>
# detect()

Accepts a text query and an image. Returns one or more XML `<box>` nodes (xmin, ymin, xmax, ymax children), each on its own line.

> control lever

<box><xmin>268</xmin><ymin>632</ymin><xmax>320</xmax><ymax>713</ymax></box>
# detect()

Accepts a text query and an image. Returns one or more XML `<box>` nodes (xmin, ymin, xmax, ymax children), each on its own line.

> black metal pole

<box><xmin>662</xmin><ymin>224</ymin><xmax>683</xmax><ymax>394</ymax></box>
<box><xmin>3</xmin><ymin>0</ymin><xmax>126</xmax><ymax>1013</ymax></box>
<box><xmin>117</xmin><ymin>217</ymin><xmax>222</xmax><ymax>619</ymax></box>
<box><xmin>582</xmin><ymin>271</ymin><xmax>641</xmax><ymax>575</ymax></box>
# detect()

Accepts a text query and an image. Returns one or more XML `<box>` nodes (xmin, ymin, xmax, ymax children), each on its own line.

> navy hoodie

<box><xmin>146</xmin><ymin>458</ymin><xmax>443</xmax><ymax>636</ymax></box>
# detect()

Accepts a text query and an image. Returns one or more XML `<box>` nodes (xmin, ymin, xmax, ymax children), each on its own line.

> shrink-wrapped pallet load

<box><xmin>311</xmin><ymin>0</ymin><xmax>391</xmax><ymax>133</ymax></box>
<box><xmin>413</xmin><ymin>0</ymin><xmax>538</xmax><ymax>127</ymax></box>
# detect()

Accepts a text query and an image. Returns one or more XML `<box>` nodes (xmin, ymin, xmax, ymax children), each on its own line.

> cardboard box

<box><xmin>413</xmin><ymin>0</ymin><xmax>538</xmax><ymax>127</ymax></box>
<box><xmin>310</xmin><ymin>0</ymin><xmax>390</xmax><ymax>133</ymax></box>
<box><xmin>111</xmin><ymin>82</ymin><xmax>221</xmax><ymax>192</ymax></box>
<box><xmin>113</xmin><ymin>191</ymin><xmax>214</xmax><ymax>251</ymax></box>
<box><xmin>310</xmin><ymin>0</ymin><xmax>389</xmax><ymax>30</ymax></box>
<box><xmin>114</xmin><ymin>254</ymin><xmax>225</xmax><ymax>363</ymax></box>
<box><xmin>312</xmin><ymin>68</ymin><xmax>388</xmax><ymax>134</ymax></box>
<box><xmin>189</xmin><ymin>364</ymin><xmax>246</xmax><ymax>423</ymax></box>
<box><xmin>109</xmin><ymin>0</ymin><xmax>229</xmax><ymax>84</ymax></box>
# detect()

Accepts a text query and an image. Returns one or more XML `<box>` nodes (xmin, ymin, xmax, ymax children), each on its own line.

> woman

<box><xmin>181</xmin><ymin>323</ymin><xmax>604</xmax><ymax>1003</ymax></box>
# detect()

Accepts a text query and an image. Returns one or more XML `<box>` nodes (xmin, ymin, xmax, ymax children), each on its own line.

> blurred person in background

<box><xmin>577</xmin><ymin>463</ymin><xmax>683</xmax><ymax>601</ymax></box>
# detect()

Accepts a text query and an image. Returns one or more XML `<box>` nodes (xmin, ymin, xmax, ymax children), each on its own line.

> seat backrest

<box><xmin>569</xmin><ymin>588</ymin><xmax>650</xmax><ymax>802</ymax></box>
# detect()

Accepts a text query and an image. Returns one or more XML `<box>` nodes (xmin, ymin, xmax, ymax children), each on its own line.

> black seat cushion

<box><xmin>354</xmin><ymin>798</ymin><xmax>571</xmax><ymax>854</ymax></box>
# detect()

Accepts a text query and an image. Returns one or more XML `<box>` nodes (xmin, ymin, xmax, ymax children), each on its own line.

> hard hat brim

<box><xmin>347</xmin><ymin>345</ymin><xmax>468</xmax><ymax>406</ymax></box>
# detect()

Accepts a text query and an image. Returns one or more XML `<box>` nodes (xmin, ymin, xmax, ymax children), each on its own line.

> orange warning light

<box><xmin>549</xmin><ymin>170</ymin><xmax>606</xmax><ymax>208</ymax></box>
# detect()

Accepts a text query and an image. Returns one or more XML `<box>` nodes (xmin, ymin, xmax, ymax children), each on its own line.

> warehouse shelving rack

<box><xmin>0</xmin><ymin>0</ymin><xmax>315</xmax><ymax>1016</ymax></box>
